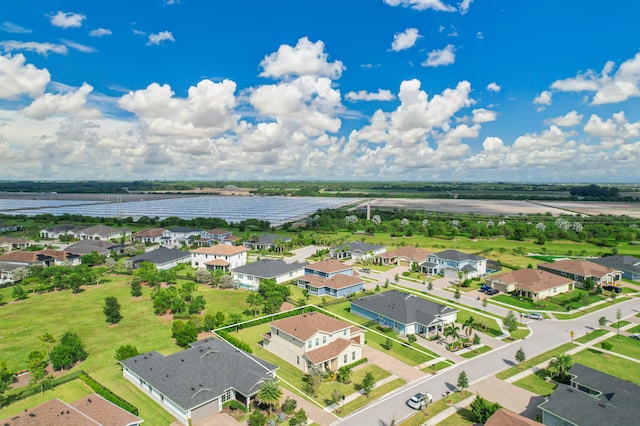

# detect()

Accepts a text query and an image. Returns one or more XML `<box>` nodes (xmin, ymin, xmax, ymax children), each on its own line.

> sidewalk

<box><xmin>325</xmin><ymin>374</ymin><xmax>399</xmax><ymax>412</ymax></box>
<box><xmin>421</xmin><ymin>395</ymin><xmax>476</xmax><ymax>426</ymax></box>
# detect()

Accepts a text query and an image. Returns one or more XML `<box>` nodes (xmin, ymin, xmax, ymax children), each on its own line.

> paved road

<box><xmin>335</xmin><ymin>297</ymin><xmax>640</xmax><ymax>426</ymax></box>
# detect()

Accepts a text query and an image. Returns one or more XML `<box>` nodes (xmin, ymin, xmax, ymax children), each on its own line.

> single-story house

<box><xmin>485</xmin><ymin>268</ymin><xmax>575</xmax><ymax>300</ymax></box>
<box><xmin>40</xmin><ymin>224</ymin><xmax>85</xmax><ymax>239</ymax></box>
<box><xmin>263</xmin><ymin>312</ymin><xmax>364</xmax><ymax>373</ymax></box>
<box><xmin>223</xmin><ymin>235</ymin><xmax>242</xmax><ymax>246</ymax></box>
<box><xmin>0</xmin><ymin>237</ymin><xmax>35</xmax><ymax>251</ymax></box>
<box><xmin>330</xmin><ymin>241</ymin><xmax>386</xmax><ymax>261</ymax></box>
<box><xmin>131</xmin><ymin>228</ymin><xmax>166</xmax><ymax>245</ymax></box>
<box><xmin>0</xmin><ymin>222</ymin><xmax>20</xmax><ymax>233</ymax></box>
<box><xmin>538</xmin><ymin>363</ymin><xmax>639</xmax><ymax>426</ymax></box>
<box><xmin>65</xmin><ymin>240</ymin><xmax>125</xmax><ymax>256</ymax></box>
<box><xmin>0</xmin><ymin>261</ymin><xmax>28</xmax><ymax>284</ymax></box>
<box><xmin>351</xmin><ymin>290</ymin><xmax>457</xmax><ymax>337</ymax></box>
<box><xmin>589</xmin><ymin>255</ymin><xmax>640</xmax><ymax>282</ymax></box>
<box><xmin>374</xmin><ymin>246</ymin><xmax>432</xmax><ymax>268</ymax></box>
<box><xmin>36</xmin><ymin>249</ymin><xmax>82</xmax><ymax>266</ymax></box>
<box><xmin>0</xmin><ymin>250</ymin><xmax>55</xmax><ymax>267</ymax></box>
<box><xmin>74</xmin><ymin>225</ymin><xmax>132</xmax><ymax>241</ymax></box>
<box><xmin>232</xmin><ymin>259</ymin><xmax>308</xmax><ymax>290</ymax></box>
<box><xmin>121</xmin><ymin>337</ymin><xmax>278</xmax><ymax>425</ymax></box>
<box><xmin>243</xmin><ymin>234</ymin><xmax>292</xmax><ymax>251</ymax></box>
<box><xmin>0</xmin><ymin>393</ymin><xmax>144</xmax><ymax>425</ymax></box>
<box><xmin>537</xmin><ymin>259</ymin><xmax>622</xmax><ymax>288</ymax></box>
<box><xmin>127</xmin><ymin>247</ymin><xmax>191</xmax><ymax>271</ymax></box>
<box><xmin>296</xmin><ymin>274</ymin><xmax>364</xmax><ymax>298</ymax></box>
<box><xmin>421</xmin><ymin>249</ymin><xmax>487</xmax><ymax>279</ymax></box>
<box><xmin>191</xmin><ymin>245</ymin><xmax>247</xmax><ymax>271</ymax></box>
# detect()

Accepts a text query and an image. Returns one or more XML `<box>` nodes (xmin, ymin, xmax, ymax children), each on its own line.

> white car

<box><xmin>407</xmin><ymin>392</ymin><xmax>433</xmax><ymax>410</ymax></box>
<box><xmin>524</xmin><ymin>312</ymin><xmax>544</xmax><ymax>320</ymax></box>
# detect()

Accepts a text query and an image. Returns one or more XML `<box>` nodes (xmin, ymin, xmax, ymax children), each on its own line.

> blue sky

<box><xmin>1</xmin><ymin>0</ymin><xmax>639</xmax><ymax>182</ymax></box>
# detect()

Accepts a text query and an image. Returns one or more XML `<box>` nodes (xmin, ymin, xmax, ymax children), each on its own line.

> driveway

<box><xmin>362</xmin><ymin>346</ymin><xmax>425</xmax><ymax>382</ymax></box>
<box><xmin>286</xmin><ymin>245</ymin><xmax>326</xmax><ymax>263</ymax></box>
<box><xmin>469</xmin><ymin>376</ymin><xmax>544</xmax><ymax>419</ymax></box>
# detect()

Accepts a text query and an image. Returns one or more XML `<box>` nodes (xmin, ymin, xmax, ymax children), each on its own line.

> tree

<box><xmin>444</xmin><ymin>324</ymin><xmax>460</xmax><ymax>343</ymax></box>
<box><xmin>289</xmin><ymin>409</ymin><xmax>308</xmax><ymax>426</ymax></box>
<box><xmin>504</xmin><ymin>311</ymin><xmax>518</xmax><ymax>333</ymax></box>
<box><xmin>616</xmin><ymin>308</ymin><xmax>622</xmax><ymax>336</ymax></box>
<box><xmin>27</xmin><ymin>350</ymin><xmax>50</xmax><ymax>395</ymax></box>
<box><xmin>0</xmin><ymin>360</ymin><xmax>14</xmax><ymax>409</ymax></box>
<box><xmin>194</xmin><ymin>268</ymin><xmax>212</xmax><ymax>285</ymax></box>
<box><xmin>381</xmin><ymin>337</ymin><xmax>393</xmax><ymax>350</ymax></box>
<box><xmin>134</xmin><ymin>261</ymin><xmax>158</xmax><ymax>285</ymax></box>
<box><xmin>115</xmin><ymin>345</ymin><xmax>139</xmax><ymax>361</ymax></box>
<box><xmin>248</xmin><ymin>409</ymin><xmax>266</xmax><ymax>426</ymax></box>
<box><xmin>50</xmin><ymin>332</ymin><xmax>88</xmax><ymax>370</ymax></box>
<box><xmin>457</xmin><ymin>370</ymin><xmax>469</xmax><ymax>390</ymax></box>
<box><xmin>598</xmin><ymin>316</ymin><xmax>608</xmax><ymax>329</ymax></box>
<box><xmin>103</xmin><ymin>296</ymin><xmax>122</xmax><ymax>324</ymax></box>
<box><xmin>256</xmin><ymin>380</ymin><xmax>282</xmax><ymax>415</ymax></box>
<box><xmin>583</xmin><ymin>277</ymin><xmax>594</xmax><ymax>291</ymax></box>
<box><xmin>473</xmin><ymin>333</ymin><xmax>481</xmax><ymax>346</ymax></box>
<box><xmin>303</xmin><ymin>367</ymin><xmax>323</xmax><ymax>397</ymax></box>
<box><xmin>463</xmin><ymin>316</ymin><xmax>476</xmax><ymax>338</ymax></box>
<box><xmin>547</xmin><ymin>354</ymin><xmax>573</xmax><ymax>383</ymax></box>
<box><xmin>454</xmin><ymin>287</ymin><xmax>461</xmax><ymax>301</ymax></box>
<box><xmin>482</xmin><ymin>297</ymin><xmax>488</xmax><ymax>311</ymax></box>
<box><xmin>337</xmin><ymin>365</ymin><xmax>352</xmax><ymax>384</ymax></box>
<box><xmin>470</xmin><ymin>394</ymin><xmax>502</xmax><ymax>423</ymax></box>
<box><xmin>130</xmin><ymin>279</ymin><xmax>143</xmax><ymax>297</ymax></box>
<box><xmin>361</xmin><ymin>371</ymin><xmax>375</xmax><ymax>396</ymax></box>
<box><xmin>246</xmin><ymin>292</ymin><xmax>262</xmax><ymax>317</ymax></box>
<box><xmin>515</xmin><ymin>347</ymin><xmax>526</xmax><ymax>368</ymax></box>
<box><xmin>258</xmin><ymin>279</ymin><xmax>291</xmax><ymax>314</ymax></box>
<box><xmin>228</xmin><ymin>312</ymin><xmax>243</xmax><ymax>326</ymax></box>
<box><xmin>39</xmin><ymin>332</ymin><xmax>56</xmax><ymax>363</ymax></box>
<box><xmin>600</xmin><ymin>341</ymin><xmax>612</xmax><ymax>354</ymax></box>
<box><xmin>172</xmin><ymin>320</ymin><xmax>198</xmax><ymax>348</ymax></box>
<box><xmin>12</xmin><ymin>284</ymin><xmax>27</xmax><ymax>300</ymax></box>
<box><xmin>427</xmin><ymin>281</ymin><xmax>433</xmax><ymax>292</ymax></box>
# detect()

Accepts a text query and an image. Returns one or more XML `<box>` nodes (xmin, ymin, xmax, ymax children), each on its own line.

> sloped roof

<box><xmin>233</xmin><ymin>259</ymin><xmax>307</xmax><ymax>278</ymax></box>
<box><xmin>70</xmin><ymin>393</ymin><xmax>144</xmax><ymax>426</ymax></box>
<box><xmin>42</xmin><ymin>224</ymin><xmax>84</xmax><ymax>233</ymax></box>
<box><xmin>433</xmin><ymin>249</ymin><xmax>485</xmax><ymax>261</ymax></box>
<box><xmin>590</xmin><ymin>255</ymin><xmax>640</xmax><ymax>274</ymax></box>
<box><xmin>334</xmin><ymin>241</ymin><xmax>385</xmax><ymax>253</ymax></box>
<box><xmin>0</xmin><ymin>251</ymin><xmax>53</xmax><ymax>264</ymax></box>
<box><xmin>377</xmin><ymin>246</ymin><xmax>431</xmax><ymax>261</ymax></box>
<box><xmin>66</xmin><ymin>240</ymin><xmax>121</xmax><ymax>255</ymax></box>
<box><xmin>36</xmin><ymin>249</ymin><xmax>80</xmax><ymax>262</ymax></box>
<box><xmin>77</xmin><ymin>225</ymin><xmax>126</xmax><ymax>236</ymax></box>
<box><xmin>271</xmin><ymin>312</ymin><xmax>357</xmax><ymax>341</ymax></box>
<box><xmin>485</xmin><ymin>408</ymin><xmax>540</xmax><ymax>426</ymax></box>
<box><xmin>132</xmin><ymin>228</ymin><xmax>166</xmax><ymax>238</ymax></box>
<box><xmin>489</xmin><ymin>268</ymin><xmax>573</xmax><ymax>292</ymax></box>
<box><xmin>129</xmin><ymin>247</ymin><xmax>190</xmax><ymax>265</ymax></box>
<box><xmin>299</xmin><ymin>274</ymin><xmax>363</xmax><ymax>290</ymax></box>
<box><xmin>538</xmin><ymin>259</ymin><xmax>620</xmax><ymax>278</ymax></box>
<box><xmin>204</xmin><ymin>259</ymin><xmax>229</xmax><ymax>266</ymax></box>
<box><xmin>306</xmin><ymin>260</ymin><xmax>351</xmax><ymax>273</ymax></box>
<box><xmin>351</xmin><ymin>290</ymin><xmax>456</xmax><ymax>326</ymax></box>
<box><xmin>208</xmin><ymin>228</ymin><xmax>232</xmax><ymax>235</ymax></box>
<box><xmin>121</xmin><ymin>338</ymin><xmax>278</xmax><ymax>411</ymax></box>
<box><xmin>0</xmin><ymin>237</ymin><xmax>31</xmax><ymax>244</ymax></box>
<box><xmin>305</xmin><ymin>338</ymin><xmax>354</xmax><ymax>364</ymax></box>
<box><xmin>192</xmin><ymin>245</ymin><xmax>247</xmax><ymax>255</ymax></box>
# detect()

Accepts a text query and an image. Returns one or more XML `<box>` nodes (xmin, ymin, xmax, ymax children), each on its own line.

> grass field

<box><xmin>337</xmin><ymin>378</ymin><xmax>406</xmax><ymax>416</ymax></box>
<box><xmin>598</xmin><ymin>334</ymin><xmax>640</xmax><ymax>359</ymax></box>
<box><xmin>496</xmin><ymin>342</ymin><xmax>577</xmax><ymax>380</ymax></box>
<box><xmin>574</xmin><ymin>329</ymin><xmax>609</xmax><ymax>344</ymax></box>
<box><xmin>572</xmin><ymin>348</ymin><xmax>640</xmax><ymax>385</ymax></box>
<box><xmin>459</xmin><ymin>345</ymin><xmax>492</xmax><ymax>358</ymax></box>
<box><xmin>513</xmin><ymin>370</ymin><xmax>557</xmax><ymax>396</ymax></box>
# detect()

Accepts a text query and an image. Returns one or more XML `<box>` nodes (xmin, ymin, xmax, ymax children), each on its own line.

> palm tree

<box><xmin>547</xmin><ymin>354</ymin><xmax>573</xmax><ymax>383</ymax></box>
<box><xmin>256</xmin><ymin>380</ymin><xmax>282</xmax><ymax>415</ymax></box>
<box><xmin>463</xmin><ymin>316</ymin><xmax>476</xmax><ymax>338</ymax></box>
<box><xmin>444</xmin><ymin>324</ymin><xmax>461</xmax><ymax>344</ymax></box>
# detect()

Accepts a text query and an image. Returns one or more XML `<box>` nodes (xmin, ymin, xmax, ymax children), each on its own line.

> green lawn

<box><xmin>399</xmin><ymin>390</ymin><xmax>473</xmax><ymax>426</ymax></box>
<box><xmin>317</xmin><ymin>364</ymin><xmax>390</xmax><ymax>406</ymax></box>
<box><xmin>492</xmin><ymin>290</ymin><xmax>608</xmax><ymax>312</ymax></box>
<box><xmin>496</xmin><ymin>342</ymin><xmax>577</xmax><ymax>380</ymax></box>
<box><xmin>337</xmin><ymin>378</ymin><xmax>406</xmax><ymax>416</ymax></box>
<box><xmin>513</xmin><ymin>370</ymin><xmax>557</xmax><ymax>396</ymax></box>
<box><xmin>599</xmin><ymin>334</ymin><xmax>640</xmax><ymax>359</ymax></box>
<box><xmin>459</xmin><ymin>345</ymin><xmax>492</xmax><ymax>359</ymax></box>
<box><xmin>627</xmin><ymin>324</ymin><xmax>640</xmax><ymax>334</ymax></box>
<box><xmin>0</xmin><ymin>380</ymin><xmax>93</xmax><ymax>420</ymax></box>
<box><xmin>509</xmin><ymin>328</ymin><xmax>531</xmax><ymax>340</ymax></box>
<box><xmin>421</xmin><ymin>360</ymin><xmax>454</xmax><ymax>374</ymax></box>
<box><xmin>575</xmin><ymin>329</ymin><xmax>609</xmax><ymax>344</ymax></box>
<box><xmin>609</xmin><ymin>320</ymin><xmax>631</xmax><ymax>329</ymax></box>
<box><xmin>572</xmin><ymin>348</ymin><xmax>640</xmax><ymax>385</ymax></box>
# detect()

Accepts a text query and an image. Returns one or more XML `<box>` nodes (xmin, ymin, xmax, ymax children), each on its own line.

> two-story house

<box><xmin>262</xmin><ymin>312</ymin><xmax>364</xmax><ymax>373</ymax></box>
<box><xmin>191</xmin><ymin>245</ymin><xmax>247</xmax><ymax>271</ymax></box>
<box><xmin>131</xmin><ymin>228</ymin><xmax>166</xmax><ymax>244</ymax></box>
<box><xmin>330</xmin><ymin>241</ymin><xmax>386</xmax><ymax>261</ymax></box>
<box><xmin>232</xmin><ymin>259</ymin><xmax>308</xmax><ymax>290</ymax></box>
<box><xmin>296</xmin><ymin>260</ymin><xmax>363</xmax><ymax>297</ymax></box>
<box><xmin>421</xmin><ymin>249</ymin><xmax>487</xmax><ymax>279</ymax></box>
<box><xmin>162</xmin><ymin>227</ymin><xmax>204</xmax><ymax>246</ymax></box>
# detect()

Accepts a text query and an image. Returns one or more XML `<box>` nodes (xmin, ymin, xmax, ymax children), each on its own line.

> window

<box><xmin>315</xmin><ymin>337</ymin><xmax>319</xmax><ymax>347</ymax></box>
<box><xmin>296</xmin><ymin>356</ymin><xmax>300</xmax><ymax>365</ymax></box>
<box><xmin>221</xmin><ymin>389</ymin><xmax>232</xmax><ymax>403</ymax></box>
<box><xmin>322</xmin><ymin>335</ymin><xmax>326</xmax><ymax>344</ymax></box>
<box><xmin>344</xmin><ymin>354</ymin><xmax>348</xmax><ymax>363</ymax></box>
<box><xmin>343</xmin><ymin>330</ymin><xmax>347</xmax><ymax>336</ymax></box>
<box><xmin>308</xmin><ymin>340</ymin><xmax>312</xmax><ymax>349</ymax></box>
<box><xmin>352</xmin><ymin>351</ymin><xmax>356</xmax><ymax>360</ymax></box>
<box><xmin>275</xmin><ymin>329</ymin><xmax>279</xmax><ymax>335</ymax></box>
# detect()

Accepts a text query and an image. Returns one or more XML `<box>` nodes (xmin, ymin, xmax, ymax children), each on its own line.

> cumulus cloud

<box><xmin>422</xmin><ymin>44</ymin><xmax>456</xmax><ymax>67</ymax></box>
<box><xmin>259</xmin><ymin>37</ymin><xmax>344</xmax><ymax>80</ymax></box>
<box><xmin>0</xmin><ymin>41</ymin><xmax>67</xmax><ymax>56</ymax></box>
<box><xmin>533</xmin><ymin>90</ymin><xmax>552</xmax><ymax>110</ymax></box>
<box><xmin>345</xmin><ymin>89</ymin><xmax>395</xmax><ymax>102</ymax></box>
<box><xmin>0</xmin><ymin>54</ymin><xmax>50</xmax><ymax>99</ymax></box>
<box><xmin>49</xmin><ymin>11</ymin><xmax>86</xmax><ymax>29</ymax></box>
<box><xmin>1</xmin><ymin>22</ymin><xmax>31</xmax><ymax>34</ymax></box>
<box><xmin>384</xmin><ymin>0</ymin><xmax>456</xmax><ymax>12</ymax></box>
<box><xmin>20</xmin><ymin>82</ymin><xmax>100</xmax><ymax>120</ymax></box>
<box><xmin>89</xmin><ymin>28</ymin><xmax>112</xmax><ymax>37</ymax></box>
<box><xmin>61</xmin><ymin>39</ymin><xmax>96</xmax><ymax>53</ymax></box>
<box><xmin>546</xmin><ymin>110</ymin><xmax>582</xmax><ymax>127</ymax></box>
<box><xmin>147</xmin><ymin>31</ymin><xmax>175</xmax><ymax>45</ymax></box>
<box><xmin>472</xmin><ymin>108</ymin><xmax>497</xmax><ymax>123</ymax></box>
<box><xmin>459</xmin><ymin>0</ymin><xmax>473</xmax><ymax>14</ymax></box>
<box><xmin>486</xmin><ymin>82</ymin><xmax>500</xmax><ymax>92</ymax></box>
<box><xmin>391</xmin><ymin>28</ymin><xmax>421</xmax><ymax>51</ymax></box>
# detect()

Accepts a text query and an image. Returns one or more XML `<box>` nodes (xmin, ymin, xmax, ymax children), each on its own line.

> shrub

<box><xmin>222</xmin><ymin>399</ymin><xmax>248</xmax><ymax>412</ymax></box>
<box><xmin>282</xmin><ymin>397</ymin><xmax>297</xmax><ymax>415</ymax></box>
<box><xmin>407</xmin><ymin>334</ymin><xmax>417</xmax><ymax>343</ymax></box>
<box><xmin>217</xmin><ymin>330</ymin><xmax>253</xmax><ymax>353</ymax></box>
<box><xmin>79</xmin><ymin>371</ymin><xmax>138</xmax><ymax>415</ymax></box>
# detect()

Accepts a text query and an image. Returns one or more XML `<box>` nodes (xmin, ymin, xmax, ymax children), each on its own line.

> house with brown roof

<box><xmin>537</xmin><ymin>259</ymin><xmax>622</xmax><ymax>288</ymax></box>
<box><xmin>485</xmin><ymin>408</ymin><xmax>541</xmax><ymax>426</ymax></box>
<box><xmin>374</xmin><ymin>246</ymin><xmax>431</xmax><ymax>268</ymax></box>
<box><xmin>0</xmin><ymin>250</ymin><xmax>55</xmax><ymax>267</ymax></box>
<box><xmin>0</xmin><ymin>393</ymin><xmax>143</xmax><ymax>425</ymax></box>
<box><xmin>263</xmin><ymin>312</ymin><xmax>364</xmax><ymax>373</ymax></box>
<box><xmin>190</xmin><ymin>245</ymin><xmax>247</xmax><ymax>271</ymax></box>
<box><xmin>0</xmin><ymin>237</ymin><xmax>35</xmax><ymax>251</ymax></box>
<box><xmin>131</xmin><ymin>228</ymin><xmax>166</xmax><ymax>244</ymax></box>
<box><xmin>296</xmin><ymin>260</ymin><xmax>364</xmax><ymax>297</ymax></box>
<box><xmin>36</xmin><ymin>249</ymin><xmax>82</xmax><ymax>266</ymax></box>
<box><xmin>485</xmin><ymin>268</ymin><xmax>575</xmax><ymax>300</ymax></box>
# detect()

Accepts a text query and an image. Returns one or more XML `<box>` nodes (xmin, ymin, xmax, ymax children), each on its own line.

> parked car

<box><xmin>359</xmin><ymin>268</ymin><xmax>371</xmax><ymax>273</ymax></box>
<box><xmin>524</xmin><ymin>312</ymin><xmax>544</xmax><ymax>321</ymax></box>
<box><xmin>630</xmin><ymin>333</ymin><xmax>640</xmax><ymax>340</ymax></box>
<box><xmin>480</xmin><ymin>285</ymin><xmax>492</xmax><ymax>293</ymax></box>
<box><xmin>407</xmin><ymin>392</ymin><xmax>433</xmax><ymax>410</ymax></box>
<box><xmin>602</xmin><ymin>285</ymin><xmax>622</xmax><ymax>293</ymax></box>
<box><xmin>485</xmin><ymin>288</ymin><xmax>499</xmax><ymax>295</ymax></box>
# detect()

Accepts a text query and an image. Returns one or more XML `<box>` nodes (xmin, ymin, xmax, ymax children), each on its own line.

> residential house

<box><xmin>191</xmin><ymin>245</ymin><xmax>247</xmax><ymax>271</ymax></box>
<box><xmin>36</xmin><ymin>249</ymin><xmax>82</xmax><ymax>266</ymax></box>
<box><xmin>296</xmin><ymin>260</ymin><xmax>364</xmax><ymax>297</ymax></box>
<box><xmin>538</xmin><ymin>363</ymin><xmax>639</xmax><ymax>426</ymax></box>
<box><xmin>0</xmin><ymin>393</ymin><xmax>144</xmax><ymax>426</ymax></box>
<box><xmin>243</xmin><ymin>234</ymin><xmax>291</xmax><ymax>251</ymax></box>
<box><xmin>537</xmin><ymin>259</ymin><xmax>622</xmax><ymax>288</ymax></box>
<box><xmin>121</xmin><ymin>337</ymin><xmax>278</xmax><ymax>425</ymax></box>
<box><xmin>589</xmin><ymin>255</ymin><xmax>640</xmax><ymax>282</ymax></box>
<box><xmin>0</xmin><ymin>237</ymin><xmax>35</xmax><ymax>251</ymax></box>
<box><xmin>0</xmin><ymin>250</ymin><xmax>55</xmax><ymax>268</ymax></box>
<box><xmin>0</xmin><ymin>222</ymin><xmax>19</xmax><ymax>233</ymax></box>
<box><xmin>222</xmin><ymin>235</ymin><xmax>242</xmax><ymax>246</ymax></box>
<box><xmin>65</xmin><ymin>240</ymin><xmax>124</xmax><ymax>256</ymax></box>
<box><xmin>351</xmin><ymin>290</ymin><xmax>457</xmax><ymax>337</ymax></box>
<box><xmin>131</xmin><ymin>228</ymin><xmax>166</xmax><ymax>245</ymax></box>
<box><xmin>74</xmin><ymin>225</ymin><xmax>132</xmax><ymax>241</ymax></box>
<box><xmin>484</xmin><ymin>408</ymin><xmax>541</xmax><ymax>426</ymax></box>
<box><xmin>203</xmin><ymin>228</ymin><xmax>233</xmax><ymax>242</ymax></box>
<box><xmin>330</xmin><ymin>241</ymin><xmax>386</xmax><ymax>261</ymax></box>
<box><xmin>374</xmin><ymin>246</ymin><xmax>432</xmax><ymax>268</ymax></box>
<box><xmin>262</xmin><ymin>312</ymin><xmax>364</xmax><ymax>373</ymax></box>
<box><xmin>40</xmin><ymin>224</ymin><xmax>85</xmax><ymax>239</ymax></box>
<box><xmin>127</xmin><ymin>247</ymin><xmax>191</xmax><ymax>271</ymax></box>
<box><xmin>162</xmin><ymin>227</ymin><xmax>204</xmax><ymax>246</ymax></box>
<box><xmin>421</xmin><ymin>249</ymin><xmax>487</xmax><ymax>279</ymax></box>
<box><xmin>485</xmin><ymin>268</ymin><xmax>575</xmax><ymax>300</ymax></box>
<box><xmin>0</xmin><ymin>261</ymin><xmax>28</xmax><ymax>284</ymax></box>
<box><xmin>232</xmin><ymin>259</ymin><xmax>308</xmax><ymax>290</ymax></box>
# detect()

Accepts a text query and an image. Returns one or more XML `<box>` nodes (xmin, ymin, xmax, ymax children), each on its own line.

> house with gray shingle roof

<box><xmin>421</xmin><ymin>249</ymin><xmax>487</xmax><ymax>279</ymax></box>
<box><xmin>330</xmin><ymin>241</ymin><xmax>386</xmax><ymax>261</ymax></box>
<box><xmin>589</xmin><ymin>255</ymin><xmax>640</xmax><ymax>282</ymax></box>
<box><xmin>126</xmin><ymin>247</ymin><xmax>191</xmax><ymax>271</ymax></box>
<box><xmin>232</xmin><ymin>259</ymin><xmax>308</xmax><ymax>290</ymax></box>
<box><xmin>242</xmin><ymin>234</ymin><xmax>291</xmax><ymax>251</ymax></box>
<box><xmin>121</xmin><ymin>337</ymin><xmax>277</xmax><ymax>425</ymax></box>
<box><xmin>538</xmin><ymin>363</ymin><xmax>639</xmax><ymax>426</ymax></box>
<box><xmin>351</xmin><ymin>290</ymin><xmax>457</xmax><ymax>337</ymax></box>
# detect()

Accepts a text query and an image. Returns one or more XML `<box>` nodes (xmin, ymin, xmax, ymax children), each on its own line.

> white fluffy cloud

<box><xmin>0</xmin><ymin>54</ymin><xmax>50</xmax><ymax>99</ymax></box>
<box><xmin>459</xmin><ymin>0</ymin><xmax>473</xmax><ymax>14</ymax></box>
<box><xmin>391</xmin><ymin>28</ymin><xmax>421</xmax><ymax>51</ymax></box>
<box><xmin>20</xmin><ymin>83</ymin><xmax>100</xmax><ymax>120</ymax></box>
<box><xmin>422</xmin><ymin>44</ymin><xmax>456</xmax><ymax>67</ymax></box>
<box><xmin>259</xmin><ymin>37</ymin><xmax>344</xmax><ymax>80</ymax></box>
<box><xmin>384</xmin><ymin>0</ymin><xmax>456</xmax><ymax>12</ymax></box>
<box><xmin>49</xmin><ymin>11</ymin><xmax>86</xmax><ymax>29</ymax></box>
<box><xmin>0</xmin><ymin>41</ymin><xmax>67</xmax><ymax>56</ymax></box>
<box><xmin>147</xmin><ymin>31</ymin><xmax>175</xmax><ymax>45</ymax></box>
<box><xmin>472</xmin><ymin>108</ymin><xmax>497</xmax><ymax>123</ymax></box>
<box><xmin>486</xmin><ymin>82</ymin><xmax>501</xmax><ymax>92</ymax></box>
<box><xmin>533</xmin><ymin>90</ymin><xmax>552</xmax><ymax>108</ymax></box>
<box><xmin>546</xmin><ymin>110</ymin><xmax>582</xmax><ymax>127</ymax></box>
<box><xmin>345</xmin><ymin>89</ymin><xmax>395</xmax><ymax>102</ymax></box>
<box><xmin>89</xmin><ymin>28</ymin><xmax>112</xmax><ymax>37</ymax></box>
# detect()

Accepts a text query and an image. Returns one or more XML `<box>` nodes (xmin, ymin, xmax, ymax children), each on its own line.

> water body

<box><xmin>0</xmin><ymin>195</ymin><xmax>361</xmax><ymax>226</ymax></box>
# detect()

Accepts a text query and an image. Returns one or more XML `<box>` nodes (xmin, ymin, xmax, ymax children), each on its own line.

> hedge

<box><xmin>342</xmin><ymin>357</ymin><xmax>368</xmax><ymax>370</ymax></box>
<box><xmin>216</xmin><ymin>330</ymin><xmax>253</xmax><ymax>353</ymax></box>
<box><xmin>3</xmin><ymin>370</ymin><xmax>82</xmax><ymax>407</ymax></box>
<box><xmin>79</xmin><ymin>371</ymin><xmax>139</xmax><ymax>416</ymax></box>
